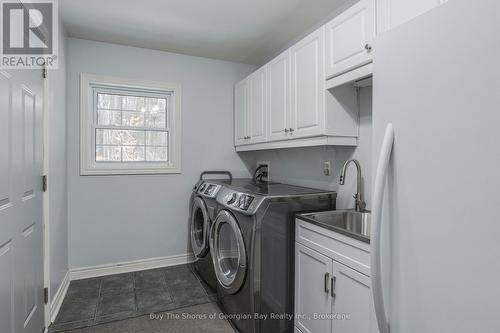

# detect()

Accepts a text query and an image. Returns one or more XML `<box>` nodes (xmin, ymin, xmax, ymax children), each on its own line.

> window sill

<box><xmin>80</xmin><ymin>167</ymin><xmax>182</xmax><ymax>176</ymax></box>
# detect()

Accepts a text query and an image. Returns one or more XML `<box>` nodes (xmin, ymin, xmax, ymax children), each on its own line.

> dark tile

<box><xmin>151</xmin><ymin>303</ymin><xmax>235</xmax><ymax>333</ymax></box>
<box><xmin>49</xmin><ymin>319</ymin><xmax>93</xmax><ymax>332</ymax></box>
<box><xmin>92</xmin><ymin>314</ymin><xmax>157</xmax><ymax>332</ymax></box>
<box><xmin>97</xmin><ymin>292</ymin><xmax>136</xmax><ymax>316</ymax></box>
<box><xmin>198</xmin><ymin>279</ymin><xmax>217</xmax><ymax>296</ymax></box>
<box><xmin>136</xmin><ymin>288</ymin><xmax>174</xmax><ymax>314</ymax></box>
<box><xmin>169</xmin><ymin>283</ymin><xmax>210</xmax><ymax>308</ymax></box>
<box><xmin>65</xmin><ymin>278</ymin><xmax>101</xmax><ymax>301</ymax></box>
<box><xmin>54</xmin><ymin>298</ymin><xmax>98</xmax><ymax>323</ymax></box>
<box><xmin>135</xmin><ymin>269</ymin><xmax>167</xmax><ymax>290</ymax></box>
<box><xmin>165</xmin><ymin>269</ymin><xmax>200</xmax><ymax>287</ymax></box>
<box><xmin>95</xmin><ymin>310</ymin><xmax>138</xmax><ymax>325</ymax></box>
<box><xmin>207</xmin><ymin>293</ymin><xmax>218</xmax><ymax>302</ymax></box>
<box><xmin>100</xmin><ymin>273</ymin><xmax>134</xmax><ymax>295</ymax></box>
<box><xmin>164</xmin><ymin>264</ymin><xmax>191</xmax><ymax>275</ymax></box>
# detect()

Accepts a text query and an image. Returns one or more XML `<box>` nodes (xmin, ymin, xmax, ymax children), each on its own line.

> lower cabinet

<box><xmin>295</xmin><ymin>220</ymin><xmax>378</xmax><ymax>333</ymax></box>
<box><xmin>331</xmin><ymin>260</ymin><xmax>376</xmax><ymax>333</ymax></box>
<box><xmin>295</xmin><ymin>244</ymin><xmax>333</xmax><ymax>333</ymax></box>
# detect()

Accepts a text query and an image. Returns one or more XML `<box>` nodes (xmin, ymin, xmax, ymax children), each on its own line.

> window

<box><xmin>80</xmin><ymin>74</ymin><xmax>181</xmax><ymax>175</ymax></box>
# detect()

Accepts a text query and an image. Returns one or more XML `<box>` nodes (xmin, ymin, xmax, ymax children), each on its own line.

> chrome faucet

<box><xmin>339</xmin><ymin>159</ymin><xmax>366</xmax><ymax>212</ymax></box>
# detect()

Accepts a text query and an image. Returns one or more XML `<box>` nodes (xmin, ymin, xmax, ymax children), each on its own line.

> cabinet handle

<box><xmin>284</xmin><ymin>128</ymin><xmax>289</xmax><ymax>133</ymax></box>
<box><xmin>331</xmin><ymin>276</ymin><xmax>336</xmax><ymax>298</ymax></box>
<box><xmin>324</xmin><ymin>273</ymin><xmax>330</xmax><ymax>294</ymax></box>
<box><xmin>365</xmin><ymin>44</ymin><xmax>372</xmax><ymax>52</ymax></box>
<box><xmin>289</xmin><ymin>128</ymin><xmax>294</xmax><ymax>132</ymax></box>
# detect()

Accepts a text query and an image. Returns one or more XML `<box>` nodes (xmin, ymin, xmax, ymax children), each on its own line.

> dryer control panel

<box><xmin>217</xmin><ymin>187</ymin><xmax>264</xmax><ymax>215</ymax></box>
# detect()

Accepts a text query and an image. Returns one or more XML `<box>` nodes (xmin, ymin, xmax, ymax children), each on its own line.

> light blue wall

<box><xmin>240</xmin><ymin>87</ymin><xmax>373</xmax><ymax>210</ymax></box>
<box><xmin>66</xmin><ymin>39</ymin><xmax>255</xmax><ymax>269</ymax></box>
<box><xmin>48</xmin><ymin>23</ymin><xmax>68</xmax><ymax>299</ymax></box>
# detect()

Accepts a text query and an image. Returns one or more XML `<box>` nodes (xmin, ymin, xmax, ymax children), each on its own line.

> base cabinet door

<box><xmin>325</xmin><ymin>0</ymin><xmax>375</xmax><ymax>78</ymax></box>
<box><xmin>331</xmin><ymin>260</ymin><xmax>378</xmax><ymax>333</ymax></box>
<box><xmin>234</xmin><ymin>79</ymin><xmax>249</xmax><ymax>145</ymax></box>
<box><xmin>295</xmin><ymin>243</ymin><xmax>332</xmax><ymax>333</ymax></box>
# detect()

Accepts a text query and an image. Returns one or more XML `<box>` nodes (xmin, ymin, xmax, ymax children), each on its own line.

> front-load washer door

<box><xmin>210</xmin><ymin>210</ymin><xmax>247</xmax><ymax>294</ymax></box>
<box><xmin>190</xmin><ymin>197</ymin><xmax>210</xmax><ymax>258</ymax></box>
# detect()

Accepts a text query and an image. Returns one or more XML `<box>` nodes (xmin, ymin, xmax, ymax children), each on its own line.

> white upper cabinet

<box><xmin>325</xmin><ymin>0</ymin><xmax>375</xmax><ymax>79</ymax></box>
<box><xmin>267</xmin><ymin>50</ymin><xmax>291</xmax><ymax>142</ymax></box>
<box><xmin>377</xmin><ymin>0</ymin><xmax>447</xmax><ymax>33</ymax></box>
<box><xmin>248</xmin><ymin>66</ymin><xmax>267</xmax><ymax>143</ymax></box>
<box><xmin>291</xmin><ymin>27</ymin><xmax>326</xmax><ymax>139</ymax></box>
<box><xmin>234</xmin><ymin>79</ymin><xmax>249</xmax><ymax>146</ymax></box>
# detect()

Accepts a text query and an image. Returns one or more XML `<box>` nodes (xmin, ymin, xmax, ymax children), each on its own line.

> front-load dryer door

<box><xmin>190</xmin><ymin>197</ymin><xmax>210</xmax><ymax>258</ymax></box>
<box><xmin>210</xmin><ymin>210</ymin><xmax>247</xmax><ymax>294</ymax></box>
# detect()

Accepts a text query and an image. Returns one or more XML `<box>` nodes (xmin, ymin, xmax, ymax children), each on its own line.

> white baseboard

<box><xmin>70</xmin><ymin>253</ymin><xmax>195</xmax><ymax>281</ymax></box>
<box><xmin>50</xmin><ymin>270</ymin><xmax>70</xmax><ymax>323</ymax></box>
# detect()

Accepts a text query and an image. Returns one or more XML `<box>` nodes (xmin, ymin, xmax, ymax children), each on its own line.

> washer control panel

<box><xmin>197</xmin><ymin>182</ymin><xmax>221</xmax><ymax>198</ymax></box>
<box><xmin>224</xmin><ymin>192</ymin><xmax>254</xmax><ymax>211</ymax></box>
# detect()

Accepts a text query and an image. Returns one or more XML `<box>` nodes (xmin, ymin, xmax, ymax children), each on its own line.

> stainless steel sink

<box><xmin>297</xmin><ymin>210</ymin><xmax>371</xmax><ymax>243</ymax></box>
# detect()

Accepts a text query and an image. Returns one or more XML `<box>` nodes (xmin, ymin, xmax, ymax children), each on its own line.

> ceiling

<box><xmin>60</xmin><ymin>0</ymin><xmax>349</xmax><ymax>66</ymax></box>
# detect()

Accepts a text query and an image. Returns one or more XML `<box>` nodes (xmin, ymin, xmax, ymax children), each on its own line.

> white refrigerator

<box><xmin>370</xmin><ymin>0</ymin><xmax>500</xmax><ymax>332</ymax></box>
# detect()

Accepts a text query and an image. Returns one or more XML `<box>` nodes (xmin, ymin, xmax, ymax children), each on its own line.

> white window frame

<box><xmin>80</xmin><ymin>73</ymin><xmax>181</xmax><ymax>175</ymax></box>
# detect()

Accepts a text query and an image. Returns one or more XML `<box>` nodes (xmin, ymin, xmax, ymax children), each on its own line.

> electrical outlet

<box><xmin>256</xmin><ymin>161</ymin><xmax>270</xmax><ymax>181</ymax></box>
<box><xmin>323</xmin><ymin>161</ymin><xmax>331</xmax><ymax>176</ymax></box>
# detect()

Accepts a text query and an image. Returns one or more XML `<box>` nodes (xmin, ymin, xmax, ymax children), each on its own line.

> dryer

<box><xmin>209</xmin><ymin>180</ymin><xmax>336</xmax><ymax>333</ymax></box>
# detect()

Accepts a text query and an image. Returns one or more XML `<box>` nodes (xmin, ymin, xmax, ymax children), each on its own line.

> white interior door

<box><xmin>373</xmin><ymin>1</ymin><xmax>500</xmax><ymax>331</ymax></box>
<box><xmin>0</xmin><ymin>69</ymin><xmax>45</xmax><ymax>333</ymax></box>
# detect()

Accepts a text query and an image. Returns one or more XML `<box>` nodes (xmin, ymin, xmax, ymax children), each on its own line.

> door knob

<box><xmin>364</xmin><ymin>44</ymin><xmax>372</xmax><ymax>52</ymax></box>
<box><xmin>289</xmin><ymin>128</ymin><xmax>294</xmax><ymax>132</ymax></box>
<box><xmin>284</xmin><ymin>128</ymin><xmax>289</xmax><ymax>133</ymax></box>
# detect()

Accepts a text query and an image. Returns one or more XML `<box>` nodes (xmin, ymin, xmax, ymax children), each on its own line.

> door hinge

<box><xmin>44</xmin><ymin>287</ymin><xmax>49</xmax><ymax>304</ymax></box>
<box><xmin>42</xmin><ymin>175</ymin><xmax>47</xmax><ymax>192</ymax></box>
<box><xmin>42</xmin><ymin>67</ymin><xmax>47</xmax><ymax>79</ymax></box>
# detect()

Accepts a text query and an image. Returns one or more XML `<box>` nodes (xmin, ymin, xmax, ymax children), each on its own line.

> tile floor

<box><xmin>50</xmin><ymin>264</ymin><xmax>217</xmax><ymax>332</ymax></box>
<box><xmin>59</xmin><ymin>302</ymin><xmax>235</xmax><ymax>333</ymax></box>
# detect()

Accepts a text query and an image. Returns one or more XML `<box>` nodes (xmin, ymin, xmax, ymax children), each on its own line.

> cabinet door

<box><xmin>325</xmin><ymin>0</ymin><xmax>375</xmax><ymax>79</ymax></box>
<box><xmin>291</xmin><ymin>27</ymin><xmax>325</xmax><ymax>139</ymax></box>
<box><xmin>331</xmin><ymin>260</ymin><xmax>378</xmax><ymax>333</ymax></box>
<box><xmin>295</xmin><ymin>243</ymin><xmax>332</xmax><ymax>333</ymax></box>
<box><xmin>267</xmin><ymin>50</ymin><xmax>291</xmax><ymax>142</ymax></box>
<box><xmin>234</xmin><ymin>79</ymin><xmax>249</xmax><ymax>146</ymax></box>
<box><xmin>377</xmin><ymin>0</ymin><xmax>446</xmax><ymax>33</ymax></box>
<box><xmin>248</xmin><ymin>67</ymin><xmax>267</xmax><ymax>144</ymax></box>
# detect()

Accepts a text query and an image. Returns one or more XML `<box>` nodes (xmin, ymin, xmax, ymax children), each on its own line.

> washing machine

<box><xmin>209</xmin><ymin>180</ymin><xmax>336</xmax><ymax>333</ymax></box>
<box><xmin>190</xmin><ymin>171</ymin><xmax>232</xmax><ymax>291</ymax></box>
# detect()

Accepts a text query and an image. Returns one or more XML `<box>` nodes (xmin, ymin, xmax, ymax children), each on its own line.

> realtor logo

<box><xmin>1</xmin><ymin>0</ymin><xmax>58</xmax><ymax>68</ymax></box>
